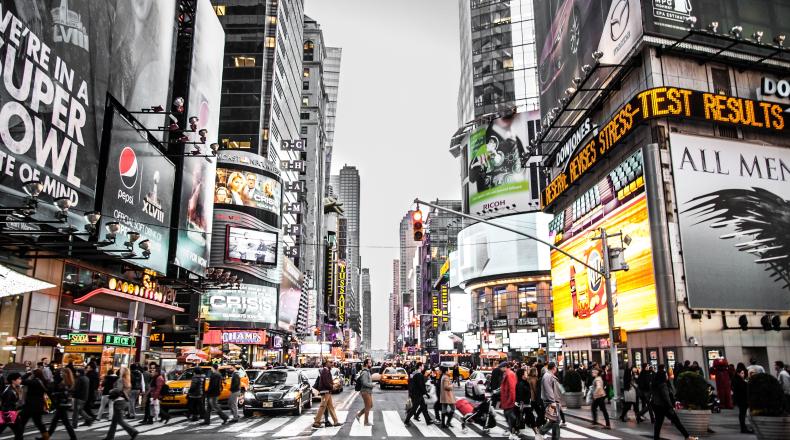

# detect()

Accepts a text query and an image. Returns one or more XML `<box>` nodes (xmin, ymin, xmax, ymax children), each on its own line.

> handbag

<box><xmin>2</xmin><ymin>411</ymin><xmax>18</xmax><ymax>425</ymax></box>
<box><xmin>624</xmin><ymin>387</ymin><xmax>637</xmax><ymax>403</ymax></box>
<box><xmin>405</xmin><ymin>397</ymin><xmax>413</xmax><ymax>411</ymax></box>
<box><xmin>545</xmin><ymin>403</ymin><xmax>559</xmax><ymax>421</ymax></box>
<box><xmin>585</xmin><ymin>387</ymin><xmax>593</xmax><ymax>405</ymax></box>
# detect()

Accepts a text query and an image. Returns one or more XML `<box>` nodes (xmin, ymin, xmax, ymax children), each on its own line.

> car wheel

<box><xmin>568</xmin><ymin>5</ymin><xmax>581</xmax><ymax>55</ymax></box>
<box><xmin>243</xmin><ymin>409</ymin><xmax>253</xmax><ymax>418</ymax></box>
<box><xmin>293</xmin><ymin>398</ymin><xmax>302</xmax><ymax>416</ymax></box>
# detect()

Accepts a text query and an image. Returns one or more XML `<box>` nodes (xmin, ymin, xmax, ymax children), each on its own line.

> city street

<box><xmin>23</xmin><ymin>382</ymin><xmax>699</xmax><ymax>440</ymax></box>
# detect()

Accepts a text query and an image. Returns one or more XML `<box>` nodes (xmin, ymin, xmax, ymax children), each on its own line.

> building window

<box><xmin>265</xmin><ymin>37</ymin><xmax>276</xmax><ymax>48</ymax></box>
<box><xmin>518</xmin><ymin>286</ymin><xmax>537</xmax><ymax>319</ymax></box>
<box><xmin>301</xmin><ymin>126</ymin><xmax>308</xmax><ymax>135</ymax></box>
<box><xmin>300</xmin><ymin>112</ymin><xmax>310</xmax><ymax>120</ymax></box>
<box><xmin>262</xmin><ymin>128</ymin><xmax>269</xmax><ymax>140</ymax></box>
<box><xmin>711</xmin><ymin>67</ymin><xmax>731</xmax><ymax>95</ymax></box>
<box><xmin>302</xmin><ymin>97</ymin><xmax>309</xmax><ymax>106</ymax></box>
<box><xmin>213</xmin><ymin>5</ymin><xmax>225</xmax><ymax>16</ymax></box>
<box><xmin>303</xmin><ymin>68</ymin><xmax>310</xmax><ymax>78</ymax></box>
<box><xmin>268</xmin><ymin>15</ymin><xmax>277</xmax><ymax>24</ymax></box>
<box><xmin>303</xmin><ymin>40</ymin><xmax>315</xmax><ymax>61</ymax></box>
<box><xmin>303</xmin><ymin>81</ymin><xmax>310</xmax><ymax>91</ymax></box>
<box><xmin>233</xmin><ymin>56</ymin><xmax>256</xmax><ymax>67</ymax></box>
<box><xmin>222</xmin><ymin>139</ymin><xmax>252</xmax><ymax>150</ymax></box>
<box><xmin>493</xmin><ymin>286</ymin><xmax>507</xmax><ymax>319</ymax></box>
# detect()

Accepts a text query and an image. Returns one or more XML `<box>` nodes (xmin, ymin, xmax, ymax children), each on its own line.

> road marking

<box><xmin>562</xmin><ymin>422</ymin><xmax>621</xmax><ymax>439</ymax></box>
<box><xmin>411</xmin><ymin>417</ymin><xmax>449</xmax><ymax>437</ymax></box>
<box><xmin>142</xmin><ymin>419</ymin><xmax>202</xmax><ymax>435</ymax></box>
<box><xmin>220</xmin><ymin>419</ymin><xmax>259</xmax><ymax>432</ymax></box>
<box><xmin>381</xmin><ymin>410</ymin><xmax>411</xmax><ymax>437</ymax></box>
<box><xmin>235</xmin><ymin>417</ymin><xmax>290</xmax><ymax>437</ymax></box>
<box><xmin>445</xmin><ymin>420</ymin><xmax>480</xmax><ymax>438</ymax></box>
<box><xmin>311</xmin><ymin>410</ymin><xmax>348</xmax><ymax>436</ymax></box>
<box><xmin>75</xmin><ymin>420</ymin><xmax>111</xmax><ymax>431</ymax></box>
<box><xmin>272</xmin><ymin>414</ymin><xmax>315</xmax><ymax>437</ymax></box>
<box><xmin>348</xmin><ymin>410</ymin><xmax>375</xmax><ymax>436</ymax></box>
<box><xmin>340</xmin><ymin>391</ymin><xmax>359</xmax><ymax>410</ymax></box>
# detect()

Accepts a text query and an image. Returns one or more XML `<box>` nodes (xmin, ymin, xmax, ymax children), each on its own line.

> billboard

<box><xmin>336</xmin><ymin>260</ymin><xmax>347</xmax><ymax>324</ymax></box>
<box><xmin>278</xmin><ymin>257</ymin><xmax>302</xmax><ymax>332</ymax></box>
<box><xmin>98</xmin><ymin>103</ymin><xmax>175</xmax><ymax>273</ymax></box>
<box><xmin>449</xmin><ymin>292</ymin><xmax>472</xmax><ymax>334</ymax></box>
<box><xmin>226</xmin><ymin>226</ymin><xmax>278</xmax><ymax>265</ymax></box>
<box><xmin>215</xmin><ymin>167</ymin><xmax>281</xmax><ymax>215</ymax></box>
<box><xmin>670</xmin><ymin>134</ymin><xmax>790</xmax><ymax>311</ymax></box>
<box><xmin>550</xmin><ymin>151</ymin><xmax>659</xmax><ymax>339</ymax></box>
<box><xmin>201</xmin><ymin>282</ymin><xmax>278</xmax><ymax>326</ymax></box>
<box><xmin>467</xmin><ymin>111</ymin><xmax>542</xmax><ymax>216</ymax></box>
<box><xmin>534</xmin><ymin>0</ymin><xmax>643</xmax><ymax>119</ymax></box>
<box><xmin>174</xmin><ymin>0</ymin><xmax>224</xmax><ymax>276</ymax></box>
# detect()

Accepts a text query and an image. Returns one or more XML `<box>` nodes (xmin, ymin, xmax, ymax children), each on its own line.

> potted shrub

<box><xmin>748</xmin><ymin>373</ymin><xmax>790</xmax><ymax>440</ymax></box>
<box><xmin>562</xmin><ymin>369</ymin><xmax>584</xmax><ymax>408</ymax></box>
<box><xmin>674</xmin><ymin>371</ymin><xmax>711</xmax><ymax>436</ymax></box>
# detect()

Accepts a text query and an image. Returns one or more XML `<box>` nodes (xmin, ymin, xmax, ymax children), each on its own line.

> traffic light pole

<box><xmin>414</xmin><ymin>198</ymin><xmax>620</xmax><ymax>411</ymax></box>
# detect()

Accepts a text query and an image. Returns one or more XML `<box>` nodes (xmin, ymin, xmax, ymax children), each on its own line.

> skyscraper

<box><xmin>361</xmin><ymin>268</ymin><xmax>371</xmax><ymax>352</ymax></box>
<box><xmin>390</xmin><ymin>258</ymin><xmax>400</xmax><ymax>352</ymax></box>
<box><xmin>324</xmin><ymin>47</ymin><xmax>342</xmax><ymax>193</ymax></box>
<box><xmin>334</xmin><ymin>165</ymin><xmax>361</xmax><ymax>335</ymax></box>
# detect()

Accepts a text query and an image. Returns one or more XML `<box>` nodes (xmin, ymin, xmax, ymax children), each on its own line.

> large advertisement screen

<box><xmin>467</xmin><ymin>111</ymin><xmax>542</xmax><ymax>216</ymax></box>
<box><xmin>550</xmin><ymin>151</ymin><xmax>659</xmax><ymax>339</ymax></box>
<box><xmin>201</xmin><ymin>283</ymin><xmax>277</xmax><ymax>325</ymax></box>
<box><xmin>226</xmin><ymin>226</ymin><xmax>278</xmax><ymax>265</ymax></box>
<box><xmin>670</xmin><ymin>134</ymin><xmax>790</xmax><ymax>311</ymax></box>
<box><xmin>534</xmin><ymin>0</ymin><xmax>642</xmax><ymax>119</ymax></box>
<box><xmin>278</xmin><ymin>257</ymin><xmax>302</xmax><ymax>332</ymax></box>
<box><xmin>215</xmin><ymin>167</ymin><xmax>281</xmax><ymax>216</ymax></box>
<box><xmin>174</xmin><ymin>0</ymin><xmax>224</xmax><ymax>276</ymax></box>
<box><xmin>98</xmin><ymin>106</ymin><xmax>175</xmax><ymax>273</ymax></box>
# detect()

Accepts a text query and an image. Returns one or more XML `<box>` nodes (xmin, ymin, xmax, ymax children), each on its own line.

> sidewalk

<box><xmin>562</xmin><ymin>403</ymin><xmax>756</xmax><ymax>439</ymax></box>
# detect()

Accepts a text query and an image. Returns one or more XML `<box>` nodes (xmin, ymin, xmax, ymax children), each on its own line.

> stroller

<box><xmin>456</xmin><ymin>389</ymin><xmax>498</xmax><ymax>433</ymax></box>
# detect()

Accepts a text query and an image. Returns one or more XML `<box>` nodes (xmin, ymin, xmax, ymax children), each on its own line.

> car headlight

<box><xmin>283</xmin><ymin>390</ymin><xmax>300</xmax><ymax>401</ymax></box>
<box><xmin>182</xmin><ymin>387</ymin><xmax>190</xmax><ymax>394</ymax></box>
<box><xmin>244</xmin><ymin>391</ymin><xmax>256</xmax><ymax>401</ymax></box>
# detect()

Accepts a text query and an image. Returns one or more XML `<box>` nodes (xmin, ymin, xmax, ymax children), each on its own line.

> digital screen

<box><xmin>226</xmin><ymin>226</ymin><xmax>278</xmax><ymax>265</ymax></box>
<box><xmin>215</xmin><ymin>167</ymin><xmax>281</xmax><ymax>216</ymax></box>
<box><xmin>201</xmin><ymin>283</ymin><xmax>277</xmax><ymax>325</ymax></box>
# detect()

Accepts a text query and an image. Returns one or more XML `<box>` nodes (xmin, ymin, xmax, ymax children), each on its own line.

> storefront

<box><xmin>203</xmin><ymin>329</ymin><xmax>285</xmax><ymax>366</ymax></box>
<box><xmin>60</xmin><ymin>332</ymin><xmax>138</xmax><ymax>375</ymax></box>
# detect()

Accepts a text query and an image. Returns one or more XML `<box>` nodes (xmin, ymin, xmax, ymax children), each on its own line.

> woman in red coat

<box><xmin>713</xmin><ymin>358</ymin><xmax>732</xmax><ymax>409</ymax></box>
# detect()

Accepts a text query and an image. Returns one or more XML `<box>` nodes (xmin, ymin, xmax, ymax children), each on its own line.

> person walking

<box><xmin>637</xmin><ymin>363</ymin><xmax>655</xmax><ymax>422</ymax></box>
<box><xmin>0</xmin><ymin>373</ymin><xmax>22</xmax><ymax>437</ymax></box>
<box><xmin>186</xmin><ymin>367</ymin><xmax>206</xmax><ymax>421</ymax></box>
<box><xmin>15</xmin><ymin>369</ymin><xmax>49</xmax><ymax>440</ymax></box>
<box><xmin>452</xmin><ymin>365</ymin><xmax>461</xmax><ymax>387</ymax></box>
<box><xmin>72</xmin><ymin>368</ymin><xmax>96</xmax><ymax>427</ymax></box>
<box><xmin>527</xmin><ymin>367</ymin><xmax>545</xmax><ymax>427</ymax></box>
<box><xmin>404</xmin><ymin>362</ymin><xmax>434</xmax><ymax>426</ymax></box>
<box><xmin>354</xmin><ymin>359</ymin><xmax>374</xmax><ymax>426</ymax></box>
<box><xmin>439</xmin><ymin>366</ymin><xmax>456</xmax><ymax>428</ymax></box>
<box><xmin>203</xmin><ymin>364</ymin><xmax>229</xmax><ymax>425</ymax></box>
<box><xmin>44</xmin><ymin>368</ymin><xmax>77</xmax><ymax>440</ymax></box>
<box><xmin>499</xmin><ymin>362</ymin><xmax>519</xmax><ymax>440</ymax></box>
<box><xmin>128</xmin><ymin>364</ymin><xmax>143</xmax><ymax>418</ymax></box>
<box><xmin>86</xmin><ymin>362</ymin><xmax>100</xmax><ymax>413</ymax></box>
<box><xmin>97</xmin><ymin>369</ymin><xmax>118</xmax><ymax>421</ymax></box>
<box><xmin>775</xmin><ymin>361</ymin><xmax>790</xmax><ymax>411</ymax></box>
<box><xmin>312</xmin><ymin>360</ymin><xmax>340</xmax><ymax>429</ymax></box>
<box><xmin>620</xmin><ymin>366</ymin><xmax>642</xmax><ymax>422</ymax></box>
<box><xmin>227</xmin><ymin>365</ymin><xmax>241</xmax><ymax>423</ymax></box>
<box><xmin>732</xmin><ymin>363</ymin><xmax>753</xmax><ymax>434</ymax></box>
<box><xmin>104</xmin><ymin>367</ymin><xmax>139</xmax><ymax>440</ymax></box>
<box><xmin>147</xmin><ymin>365</ymin><xmax>169</xmax><ymax>424</ymax></box>
<box><xmin>516</xmin><ymin>368</ymin><xmax>541</xmax><ymax>439</ymax></box>
<box><xmin>651</xmin><ymin>366</ymin><xmax>697</xmax><ymax>440</ymax></box>
<box><xmin>590</xmin><ymin>368</ymin><xmax>611</xmax><ymax>429</ymax></box>
<box><xmin>538</xmin><ymin>362</ymin><xmax>562</xmax><ymax>440</ymax></box>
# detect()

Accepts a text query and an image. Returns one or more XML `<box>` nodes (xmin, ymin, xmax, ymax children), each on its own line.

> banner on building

<box><xmin>201</xmin><ymin>282</ymin><xmax>278</xmax><ymax>325</ymax></box>
<box><xmin>336</xmin><ymin>260</ymin><xmax>347</xmax><ymax>324</ymax></box>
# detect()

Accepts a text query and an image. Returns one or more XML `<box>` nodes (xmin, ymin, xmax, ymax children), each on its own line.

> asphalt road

<box><xmin>25</xmin><ymin>381</ymin><xmax>657</xmax><ymax>439</ymax></box>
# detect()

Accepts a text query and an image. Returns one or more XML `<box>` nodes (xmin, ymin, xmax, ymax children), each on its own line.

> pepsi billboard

<box><xmin>97</xmin><ymin>99</ymin><xmax>175</xmax><ymax>273</ymax></box>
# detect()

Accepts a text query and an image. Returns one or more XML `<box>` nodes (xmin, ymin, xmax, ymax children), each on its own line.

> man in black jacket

<box><xmin>72</xmin><ymin>369</ymin><xmax>95</xmax><ymax>427</ymax></box>
<box><xmin>637</xmin><ymin>364</ymin><xmax>655</xmax><ymax>423</ymax></box>
<box><xmin>203</xmin><ymin>364</ymin><xmax>229</xmax><ymax>425</ymax></box>
<box><xmin>404</xmin><ymin>362</ymin><xmax>433</xmax><ymax>426</ymax></box>
<box><xmin>228</xmin><ymin>365</ymin><xmax>241</xmax><ymax>423</ymax></box>
<box><xmin>85</xmin><ymin>362</ymin><xmax>99</xmax><ymax>410</ymax></box>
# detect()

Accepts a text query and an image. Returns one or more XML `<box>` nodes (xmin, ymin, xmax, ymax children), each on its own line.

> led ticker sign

<box><xmin>432</xmin><ymin>294</ymin><xmax>440</xmax><ymax>328</ymax></box>
<box><xmin>105</xmin><ymin>334</ymin><xmax>136</xmax><ymax>347</ymax></box>
<box><xmin>440</xmin><ymin>283</ymin><xmax>449</xmax><ymax>323</ymax></box>
<box><xmin>337</xmin><ymin>261</ymin><xmax>347</xmax><ymax>324</ymax></box>
<box><xmin>69</xmin><ymin>333</ymin><xmax>103</xmax><ymax>345</ymax></box>
<box><xmin>543</xmin><ymin>87</ymin><xmax>788</xmax><ymax>208</ymax></box>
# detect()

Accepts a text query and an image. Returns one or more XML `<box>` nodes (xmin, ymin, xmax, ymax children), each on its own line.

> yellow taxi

<box><xmin>432</xmin><ymin>363</ymin><xmax>470</xmax><ymax>380</ymax></box>
<box><xmin>161</xmin><ymin>365</ymin><xmax>250</xmax><ymax>408</ymax></box>
<box><xmin>379</xmin><ymin>367</ymin><xmax>409</xmax><ymax>389</ymax></box>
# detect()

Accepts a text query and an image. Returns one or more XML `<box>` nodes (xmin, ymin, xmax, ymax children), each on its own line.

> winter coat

<box><xmin>318</xmin><ymin>367</ymin><xmax>334</xmax><ymax>393</ymax></box>
<box><xmin>150</xmin><ymin>375</ymin><xmax>166</xmax><ymax>400</ymax></box>
<box><xmin>73</xmin><ymin>374</ymin><xmax>91</xmax><ymax>400</ymax></box>
<box><xmin>21</xmin><ymin>377</ymin><xmax>48</xmax><ymax>412</ymax></box>
<box><xmin>592</xmin><ymin>376</ymin><xmax>606</xmax><ymax>399</ymax></box>
<box><xmin>0</xmin><ymin>385</ymin><xmax>20</xmax><ymax>411</ymax></box>
<box><xmin>540</xmin><ymin>373</ymin><xmax>562</xmax><ymax>404</ymax></box>
<box><xmin>439</xmin><ymin>374</ymin><xmax>456</xmax><ymax>404</ymax></box>
<box><xmin>516</xmin><ymin>379</ymin><xmax>531</xmax><ymax>405</ymax></box>
<box><xmin>732</xmin><ymin>373</ymin><xmax>748</xmax><ymax>407</ymax></box>
<box><xmin>230</xmin><ymin>372</ymin><xmax>241</xmax><ymax>393</ymax></box>
<box><xmin>206</xmin><ymin>371</ymin><xmax>223</xmax><ymax>397</ymax></box>
<box><xmin>499</xmin><ymin>369</ymin><xmax>517</xmax><ymax>410</ymax></box>
<box><xmin>408</xmin><ymin>371</ymin><xmax>428</xmax><ymax>397</ymax></box>
<box><xmin>111</xmin><ymin>377</ymin><xmax>132</xmax><ymax>401</ymax></box>
<box><xmin>101</xmin><ymin>374</ymin><xmax>118</xmax><ymax>396</ymax></box>
<box><xmin>651</xmin><ymin>381</ymin><xmax>674</xmax><ymax>409</ymax></box>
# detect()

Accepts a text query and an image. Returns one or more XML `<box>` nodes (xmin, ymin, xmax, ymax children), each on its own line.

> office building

<box><xmin>333</xmin><ymin>166</ymin><xmax>362</xmax><ymax>335</ymax></box>
<box><xmin>361</xmin><ymin>268</ymin><xmax>371</xmax><ymax>353</ymax></box>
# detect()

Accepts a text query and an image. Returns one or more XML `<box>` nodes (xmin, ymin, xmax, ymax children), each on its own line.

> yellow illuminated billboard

<box><xmin>550</xmin><ymin>151</ymin><xmax>659</xmax><ymax>339</ymax></box>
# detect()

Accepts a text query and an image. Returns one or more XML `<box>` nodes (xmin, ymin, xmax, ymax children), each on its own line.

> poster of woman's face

<box><xmin>214</xmin><ymin>167</ymin><xmax>281</xmax><ymax>215</ymax></box>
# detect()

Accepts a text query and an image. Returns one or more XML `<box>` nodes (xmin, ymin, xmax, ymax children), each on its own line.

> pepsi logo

<box><xmin>119</xmin><ymin>146</ymin><xmax>138</xmax><ymax>189</ymax></box>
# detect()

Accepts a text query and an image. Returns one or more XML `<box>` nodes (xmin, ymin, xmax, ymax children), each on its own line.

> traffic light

<box><xmin>412</xmin><ymin>210</ymin><xmax>424</xmax><ymax>241</ymax></box>
<box><xmin>613</xmin><ymin>327</ymin><xmax>627</xmax><ymax>344</ymax></box>
<box><xmin>314</xmin><ymin>328</ymin><xmax>321</xmax><ymax>337</ymax></box>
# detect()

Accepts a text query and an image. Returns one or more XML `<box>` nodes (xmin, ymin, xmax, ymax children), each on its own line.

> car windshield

<box><xmin>371</xmin><ymin>367</ymin><xmax>380</xmax><ymax>374</ymax></box>
<box><xmin>246</xmin><ymin>370</ymin><xmax>261</xmax><ymax>382</ymax></box>
<box><xmin>384</xmin><ymin>368</ymin><xmax>406</xmax><ymax>375</ymax></box>
<box><xmin>300</xmin><ymin>369</ymin><xmax>319</xmax><ymax>379</ymax></box>
<box><xmin>256</xmin><ymin>371</ymin><xmax>297</xmax><ymax>386</ymax></box>
<box><xmin>176</xmin><ymin>369</ymin><xmax>210</xmax><ymax>380</ymax></box>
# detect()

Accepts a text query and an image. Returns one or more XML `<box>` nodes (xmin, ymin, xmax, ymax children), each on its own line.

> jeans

<box><xmin>314</xmin><ymin>393</ymin><xmax>338</xmax><ymax>425</ymax></box>
<box><xmin>128</xmin><ymin>390</ymin><xmax>140</xmax><ymax>417</ymax></box>
<box><xmin>637</xmin><ymin>389</ymin><xmax>655</xmax><ymax>422</ymax></box>
<box><xmin>356</xmin><ymin>391</ymin><xmax>373</xmax><ymax>424</ymax></box>
<box><xmin>205</xmin><ymin>396</ymin><xmax>228</xmax><ymax>423</ymax></box>
<box><xmin>72</xmin><ymin>398</ymin><xmax>94</xmax><ymax>427</ymax></box>
<box><xmin>504</xmin><ymin>407</ymin><xmax>519</xmax><ymax>433</ymax></box>
<box><xmin>97</xmin><ymin>395</ymin><xmax>115</xmax><ymax>420</ymax></box>
<box><xmin>228</xmin><ymin>391</ymin><xmax>240</xmax><ymax>420</ymax></box>
<box><xmin>187</xmin><ymin>396</ymin><xmax>204</xmax><ymax>420</ymax></box>
<box><xmin>404</xmin><ymin>395</ymin><xmax>432</xmax><ymax>424</ymax></box>
<box><xmin>653</xmin><ymin>406</ymin><xmax>689</xmax><ymax>440</ymax></box>
<box><xmin>591</xmin><ymin>396</ymin><xmax>610</xmax><ymax>426</ymax></box>
<box><xmin>48</xmin><ymin>405</ymin><xmax>77</xmax><ymax>439</ymax></box>
<box><xmin>539</xmin><ymin>419</ymin><xmax>561</xmax><ymax>440</ymax></box>
<box><xmin>107</xmin><ymin>400</ymin><xmax>138</xmax><ymax>439</ymax></box>
<box><xmin>737</xmin><ymin>403</ymin><xmax>748</xmax><ymax>431</ymax></box>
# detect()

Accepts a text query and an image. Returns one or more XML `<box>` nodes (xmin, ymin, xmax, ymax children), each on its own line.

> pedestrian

<box><xmin>72</xmin><ymin>368</ymin><xmax>96</xmax><ymax>427</ymax></box>
<box><xmin>439</xmin><ymin>365</ymin><xmax>456</xmax><ymax>428</ymax></box>
<box><xmin>732</xmin><ymin>363</ymin><xmax>752</xmax><ymax>433</ymax></box>
<box><xmin>37</xmin><ymin>361</ymin><xmax>53</xmax><ymax>385</ymax></box>
<box><xmin>404</xmin><ymin>362</ymin><xmax>434</xmax><ymax>426</ymax></box>
<box><xmin>105</xmin><ymin>367</ymin><xmax>139</xmax><ymax>440</ymax></box>
<box><xmin>86</xmin><ymin>362</ymin><xmax>100</xmax><ymax>412</ymax></box>
<box><xmin>538</xmin><ymin>362</ymin><xmax>562</xmax><ymax>440</ymax></box>
<box><xmin>652</xmin><ymin>365</ymin><xmax>697</xmax><ymax>440</ymax></box>
<box><xmin>747</xmin><ymin>358</ymin><xmax>765</xmax><ymax>376</ymax></box>
<box><xmin>355</xmin><ymin>358</ymin><xmax>374</xmax><ymax>426</ymax></box>
<box><xmin>516</xmin><ymin>368</ymin><xmax>541</xmax><ymax>439</ymax></box>
<box><xmin>203</xmin><ymin>364</ymin><xmax>229</xmax><ymax>425</ymax></box>
<box><xmin>186</xmin><ymin>367</ymin><xmax>206</xmax><ymax>421</ymax></box>
<box><xmin>148</xmin><ymin>364</ymin><xmax>169</xmax><ymax>424</ymax></box>
<box><xmin>604</xmin><ymin>364</ymin><xmax>613</xmax><ymax>403</ymax></box>
<box><xmin>15</xmin><ymin>369</ymin><xmax>50</xmax><ymax>440</ymax></box>
<box><xmin>774</xmin><ymin>361</ymin><xmax>790</xmax><ymax>411</ymax></box>
<box><xmin>140</xmin><ymin>363</ymin><xmax>155</xmax><ymax>424</ymax></box>
<box><xmin>227</xmin><ymin>365</ymin><xmax>241</xmax><ymax>423</ymax></box>
<box><xmin>128</xmin><ymin>364</ymin><xmax>143</xmax><ymax>418</ymax></box>
<box><xmin>637</xmin><ymin>363</ymin><xmax>655</xmax><ymax>422</ymax></box>
<box><xmin>499</xmin><ymin>362</ymin><xmax>519</xmax><ymax>440</ymax></box>
<box><xmin>44</xmin><ymin>367</ymin><xmax>77</xmax><ymax>440</ymax></box>
<box><xmin>453</xmin><ymin>364</ymin><xmax>461</xmax><ymax>387</ymax></box>
<box><xmin>620</xmin><ymin>366</ymin><xmax>642</xmax><ymax>422</ymax></box>
<box><xmin>0</xmin><ymin>372</ymin><xmax>22</xmax><ymax>437</ymax></box>
<box><xmin>97</xmin><ymin>369</ymin><xmax>118</xmax><ymax>421</ymax></box>
<box><xmin>312</xmin><ymin>359</ymin><xmax>340</xmax><ymax>429</ymax></box>
<box><xmin>527</xmin><ymin>367</ymin><xmax>545</xmax><ymax>426</ymax></box>
<box><xmin>590</xmin><ymin>367</ymin><xmax>611</xmax><ymax>429</ymax></box>
<box><xmin>432</xmin><ymin>367</ymin><xmax>442</xmax><ymax>421</ymax></box>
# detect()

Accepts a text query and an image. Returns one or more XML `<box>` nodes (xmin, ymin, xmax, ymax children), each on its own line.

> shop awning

<box><xmin>74</xmin><ymin>288</ymin><xmax>184</xmax><ymax>319</ymax></box>
<box><xmin>0</xmin><ymin>263</ymin><xmax>55</xmax><ymax>296</ymax></box>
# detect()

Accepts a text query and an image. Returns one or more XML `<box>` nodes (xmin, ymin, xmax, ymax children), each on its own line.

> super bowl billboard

<box><xmin>466</xmin><ymin>111</ymin><xmax>543</xmax><ymax>216</ymax></box>
<box><xmin>550</xmin><ymin>150</ymin><xmax>659</xmax><ymax>339</ymax></box>
<box><xmin>174</xmin><ymin>0</ymin><xmax>225</xmax><ymax>276</ymax></box>
<box><xmin>670</xmin><ymin>134</ymin><xmax>790</xmax><ymax>311</ymax></box>
<box><xmin>534</xmin><ymin>0</ymin><xmax>643</xmax><ymax>120</ymax></box>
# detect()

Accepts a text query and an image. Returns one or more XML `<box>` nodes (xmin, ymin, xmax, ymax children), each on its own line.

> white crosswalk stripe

<box><xmin>311</xmin><ymin>410</ymin><xmax>349</xmax><ymax>436</ymax></box>
<box><xmin>272</xmin><ymin>414</ymin><xmax>315</xmax><ymax>437</ymax></box>
<box><xmin>348</xmin><ymin>410</ymin><xmax>374</xmax><ymax>436</ymax></box>
<box><xmin>381</xmin><ymin>410</ymin><xmax>411</xmax><ymax>437</ymax></box>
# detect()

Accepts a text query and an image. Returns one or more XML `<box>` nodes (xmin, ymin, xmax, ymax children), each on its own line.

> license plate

<box><xmin>261</xmin><ymin>402</ymin><xmax>273</xmax><ymax>408</ymax></box>
<box><xmin>162</xmin><ymin>396</ymin><xmax>175</xmax><ymax>401</ymax></box>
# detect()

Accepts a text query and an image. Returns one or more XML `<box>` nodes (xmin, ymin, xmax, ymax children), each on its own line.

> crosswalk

<box><xmin>27</xmin><ymin>408</ymin><xmax>624</xmax><ymax>439</ymax></box>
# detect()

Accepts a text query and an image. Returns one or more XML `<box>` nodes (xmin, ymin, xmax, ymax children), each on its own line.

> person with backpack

<box><xmin>203</xmin><ymin>364</ymin><xmax>229</xmax><ymax>425</ymax></box>
<box><xmin>228</xmin><ymin>365</ymin><xmax>241</xmax><ymax>423</ymax></box>
<box><xmin>72</xmin><ymin>369</ymin><xmax>96</xmax><ymax>427</ymax></box>
<box><xmin>403</xmin><ymin>362</ymin><xmax>433</xmax><ymax>426</ymax></box>
<box><xmin>186</xmin><ymin>367</ymin><xmax>206</xmax><ymax>421</ymax></box>
<box><xmin>104</xmin><ymin>367</ymin><xmax>139</xmax><ymax>440</ymax></box>
<box><xmin>128</xmin><ymin>364</ymin><xmax>144</xmax><ymax>418</ymax></box>
<box><xmin>354</xmin><ymin>359</ymin><xmax>374</xmax><ymax>426</ymax></box>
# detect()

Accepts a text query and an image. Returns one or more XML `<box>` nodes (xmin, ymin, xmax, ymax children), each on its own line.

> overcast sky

<box><xmin>304</xmin><ymin>0</ymin><xmax>461</xmax><ymax>350</ymax></box>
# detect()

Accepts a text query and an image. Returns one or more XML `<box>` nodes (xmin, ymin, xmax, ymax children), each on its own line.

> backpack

<box><xmin>354</xmin><ymin>372</ymin><xmax>363</xmax><ymax>392</ymax></box>
<box><xmin>131</xmin><ymin>370</ymin><xmax>143</xmax><ymax>390</ymax></box>
<box><xmin>160</xmin><ymin>382</ymin><xmax>170</xmax><ymax>396</ymax></box>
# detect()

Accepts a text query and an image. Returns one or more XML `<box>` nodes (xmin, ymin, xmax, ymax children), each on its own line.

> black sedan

<box><xmin>243</xmin><ymin>368</ymin><xmax>313</xmax><ymax>416</ymax></box>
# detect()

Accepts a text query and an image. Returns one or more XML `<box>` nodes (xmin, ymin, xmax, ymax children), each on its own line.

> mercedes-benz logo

<box><xmin>610</xmin><ymin>0</ymin><xmax>630</xmax><ymax>41</ymax></box>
